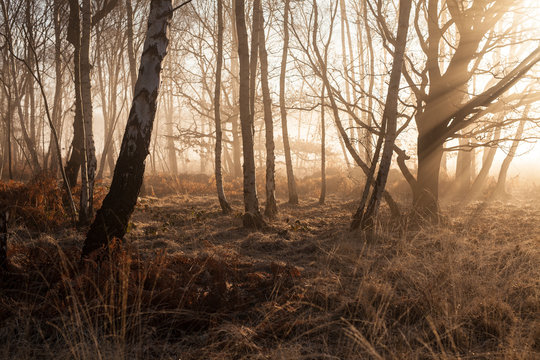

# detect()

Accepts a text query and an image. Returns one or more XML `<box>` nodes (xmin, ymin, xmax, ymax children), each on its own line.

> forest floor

<box><xmin>0</xmin><ymin>174</ymin><xmax>539</xmax><ymax>359</ymax></box>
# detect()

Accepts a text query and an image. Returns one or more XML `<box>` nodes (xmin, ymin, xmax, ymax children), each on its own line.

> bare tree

<box><xmin>214</xmin><ymin>0</ymin><xmax>233</xmax><ymax>214</ymax></box>
<box><xmin>256</xmin><ymin>0</ymin><xmax>277</xmax><ymax>218</ymax></box>
<box><xmin>280</xmin><ymin>0</ymin><xmax>298</xmax><ymax>205</ymax></box>
<box><xmin>351</xmin><ymin>0</ymin><xmax>412</xmax><ymax>230</ymax></box>
<box><xmin>65</xmin><ymin>0</ymin><xmax>118</xmax><ymax>225</ymax></box>
<box><xmin>396</xmin><ymin>0</ymin><xmax>540</xmax><ymax>219</ymax></box>
<box><xmin>234</xmin><ymin>0</ymin><xmax>264</xmax><ymax>228</ymax></box>
<box><xmin>306</xmin><ymin>0</ymin><xmax>401</xmax><ymax>220</ymax></box>
<box><xmin>83</xmin><ymin>0</ymin><xmax>173</xmax><ymax>257</ymax></box>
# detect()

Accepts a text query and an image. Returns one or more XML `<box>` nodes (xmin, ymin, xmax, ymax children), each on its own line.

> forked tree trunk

<box><xmin>234</xmin><ymin>0</ymin><xmax>264</xmax><ymax>228</ymax></box>
<box><xmin>279</xmin><ymin>0</ymin><xmax>298</xmax><ymax>205</ymax></box>
<box><xmin>310</xmin><ymin>0</ymin><xmax>400</xmax><ymax>220</ymax></box>
<box><xmin>67</xmin><ymin>0</ymin><xmax>115</xmax><ymax>220</ymax></box>
<box><xmin>82</xmin><ymin>0</ymin><xmax>172</xmax><ymax>257</ymax></box>
<box><xmin>214</xmin><ymin>0</ymin><xmax>232</xmax><ymax>214</ymax></box>
<box><xmin>351</xmin><ymin>0</ymin><xmax>412</xmax><ymax>230</ymax></box>
<box><xmin>257</xmin><ymin>0</ymin><xmax>278</xmax><ymax>218</ymax></box>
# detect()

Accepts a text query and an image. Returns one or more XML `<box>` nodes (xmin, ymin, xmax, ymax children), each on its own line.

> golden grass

<box><xmin>0</xmin><ymin>176</ymin><xmax>538</xmax><ymax>359</ymax></box>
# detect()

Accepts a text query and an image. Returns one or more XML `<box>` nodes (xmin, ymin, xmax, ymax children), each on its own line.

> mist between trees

<box><xmin>0</xmin><ymin>0</ymin><xmax>539</xmax><ymax>262</ymax></box>
<box><xmin>1</xmin><ymin>1</ymin><xmax>540</xmax><ymax>358</ymax></box>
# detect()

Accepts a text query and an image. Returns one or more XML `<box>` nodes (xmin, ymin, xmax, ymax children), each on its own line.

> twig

<box><xmin>163</xmin><ymin>0</ymin><xmax>193</xmax><ymax>17</ymax></box>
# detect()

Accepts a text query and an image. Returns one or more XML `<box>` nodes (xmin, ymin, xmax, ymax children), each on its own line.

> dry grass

<box><xmin>0</xmin><ymin>175</ymin><xmax>539</xmax><ymax>359</ymax></box>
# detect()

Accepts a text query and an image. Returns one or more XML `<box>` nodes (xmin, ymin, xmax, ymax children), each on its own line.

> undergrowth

<box><xmin>1</xmin><ymin>239</ymin><xmax>302</xmax><ymax>359</ymax></box>
<box><xmin>0</xmin><ymin>172</ymin><xmax>107</xmax><ymax>232</ymax></box>
<box><xmin>0</xmin><ymin>176</ymin><xmax>538</xmax><ymax>359</ymax></box>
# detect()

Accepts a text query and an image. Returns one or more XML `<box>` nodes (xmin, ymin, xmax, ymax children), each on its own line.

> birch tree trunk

<box><xmin>257</xmin><ymin>0</ymin><xmax>277</xmax><ymax>218</ymax></box>
<box><xmin>249</xmin><ymin>0</ymin><xmax>260</xmax><ymax>130</ymax></box>
<box><xmin>79</xmin><ymin>0</ymin><xmax>96</xmax><ymax>225</ymax></box>
<box><xmin>351</xmin><ymin>0</ymin><xmax>412</xmax><ymax>230</ymax></box>
<box><xmin>279</xmin><ymin>0</ymin><xmax>298</xmax><ymax>205</ymax></box>
<box><xmin>234</xmin><ymin>0</ymin><xmax>264</xmax><ymax>228</ymax></box>
<box><xmin>229</xmin><ymin>0</ymin><xmax>242</xmax><ymax>178</ymax></box>
<box><xmin>64</xmin><ymin>0</ymin><xmax>91</xmax><ymax>225</ymax></box>
<box><xmin>65</xmin><ymin>0</ymin><xmax>83</xmax><ymax>187</ymax></box>
<box><xmin>82</xmin><ymin>0</ymin><xmax>172</xmax><ymax>257</ymax></box>
<box><xmin>310</xmin><ymin>0</ymin><xmax>400</xmax><ymax>220</ymax></box>
<box><xmin>214</xmin><ymin>0</ymin><xmax>233</xmax><ymax>214</ymax></box>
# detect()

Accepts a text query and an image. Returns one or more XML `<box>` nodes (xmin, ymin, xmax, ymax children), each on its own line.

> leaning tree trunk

<box><xmin>351</xmin><ymin>0</ymin><xmax>412</xmax><ymax>230</ymax></box>
<box><xmin>214</xmin><ymin>0</ymin><xmax>232</xmax><ymax>214</ymax></box>
<box><xmin>82</xmin><ymin>0</ymin><xmax>172</xmax><ymax>258</ymax></box>
<box><xmin>257</xmin><ymin>0</ymin><xmax>278</xmax><ymax>218</ymax></box>
<box><xmin>279</xmin><ymin>0</ymin><xmax>298</xmax><ymax>205</ymax></box>
<box><xmin>235</xmin><ymin>0</ymin><xmax>264</xmax><ymax>228</ymax></box>
<box><xmin>310</xmin><ymin>0</ymin><xmax>400</xmax><ymax>220</ymax></box>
